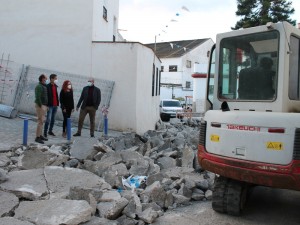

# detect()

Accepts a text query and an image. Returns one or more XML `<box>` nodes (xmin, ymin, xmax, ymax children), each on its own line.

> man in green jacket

<box><xmin>35</xmin><ymin>74</ymin><xmax>49</xmax><ymax>144</ymax></box>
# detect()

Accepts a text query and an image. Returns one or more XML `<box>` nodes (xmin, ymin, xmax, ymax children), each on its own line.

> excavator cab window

<box><xmin>218</xmin><ymin>31</ymin><xmax>279</xmax><ymax>101</ymax></box>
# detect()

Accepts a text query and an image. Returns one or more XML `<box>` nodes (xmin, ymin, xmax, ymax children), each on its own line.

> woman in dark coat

<box><xmin>59</xmin><ymin>80</ymin><xmax>74</xmax><ymax>137</ymax></box>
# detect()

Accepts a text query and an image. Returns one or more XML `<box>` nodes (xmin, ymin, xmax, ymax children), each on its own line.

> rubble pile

<box><xmin>0</xmin><ymin>118</ymin><xmax>215</xmax><ymax>225</ymax></box>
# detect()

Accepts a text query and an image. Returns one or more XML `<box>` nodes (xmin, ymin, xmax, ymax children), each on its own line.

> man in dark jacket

<box><xmin>73</xmin><ymin>79</ymin><xmax>101</xmax><ymax>137</ymax></box>
<box><xmin>44</xmin><ymin>74</ymin><xmax>59</xmax><ymax>137</ymax></box>
<box><xmin>35</xmin><ymin>74</ymin><xmax>48</xmax><ymax>144</ymax></box>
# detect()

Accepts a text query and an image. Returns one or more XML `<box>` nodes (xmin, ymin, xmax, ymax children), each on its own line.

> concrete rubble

<box><xmin>0</xmin><ymin>118</ymin><xmax>215</xmax><ymax>224</ymax></box>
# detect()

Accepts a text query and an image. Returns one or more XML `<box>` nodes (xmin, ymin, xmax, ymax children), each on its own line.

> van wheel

<box><xmin>160</xmin><ymin>114</ymin><xmax>167</xmax><ymax>122</ymax></box>
<box><xmin>212</xmin><ymin>176</ymin><xmax>248</xmax><ymax>216</ymax></box>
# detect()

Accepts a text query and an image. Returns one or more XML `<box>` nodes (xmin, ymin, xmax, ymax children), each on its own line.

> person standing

<box><xmin>35</xmin><ymin>74</ymin><xmax>48</xmax><ymax>144</ymax></box>
<box><xmin>44</xmin><ymin>74</ymin><xmax>59</xmax><ymax>137</ymax></box>
<box><xmin>59</xmin><ymin>80</ymin><xmax>74</xmax><ymax>138</ymax></box>
<box><xmin>73</xmin><ymin>79</ymin><xmax>101</xmax><ymax>137</ymax></box>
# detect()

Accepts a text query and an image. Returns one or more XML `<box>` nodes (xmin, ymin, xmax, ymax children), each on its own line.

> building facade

<box><xmin>0</xmin><ymin>0</ymin><xmax>160</xmax><ymax>134</ymax></box>
<box><xmin>146</xmin><ymin>39</ymin><xmax>214</xmax><ymax>111</ymax></box>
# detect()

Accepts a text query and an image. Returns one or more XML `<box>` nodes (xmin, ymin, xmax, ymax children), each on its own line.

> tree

<box><xmin>232</xmin><ymin>0</ymin><xmax>296</xmax><ymax>30</ymax></box>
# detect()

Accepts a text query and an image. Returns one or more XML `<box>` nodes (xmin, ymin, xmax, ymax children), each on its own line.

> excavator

<box><xmin>198</xmin><ymin>21</ymin><xmax>300</xmax><ymax>215</ymax></box>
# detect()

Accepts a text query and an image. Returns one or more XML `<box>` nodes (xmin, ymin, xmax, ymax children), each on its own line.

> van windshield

<box><xmin>163</xmin><ymin>101</ymin><xmax>181</xmax><ymax>107</ymax></box>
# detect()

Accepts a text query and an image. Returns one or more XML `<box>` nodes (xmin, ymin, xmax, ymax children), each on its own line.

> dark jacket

<box><xmin>46</xmin><ymin>83</ymin><xmax>59</xmax><ymax>107</ymax></box>
<box><xmin>59</xmin><ymin>89</ymin><xmax>74</xmax><ymax>111</ymax></box>
<box><xmin>35</xmin><ymin>82</ymin><xmax>48</xmax><ymax>107</ymax></box>
<box><xmin>77</xmin><ymin>85</ymin><xmax>101</xmax><ymax>110</ymax></box>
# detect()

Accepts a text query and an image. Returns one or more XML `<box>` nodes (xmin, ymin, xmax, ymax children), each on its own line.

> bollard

<box><xmin>104</xmin><ymin>115</ymin><xmax>108</xmax><ymax>136</ymax></box>
<box><xmin>67</xmin><ymin>118</ymin><xmax>71</xmax><ymax>141</ymax></box>
<box><xmin>23</xmin><ymin>119</ymin><xmax>28</xmax><ymax>146</ymax></box>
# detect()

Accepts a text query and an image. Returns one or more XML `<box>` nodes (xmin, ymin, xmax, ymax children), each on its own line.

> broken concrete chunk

<box><xmin>205</xmin><ymin>190</ymin><xmax>213</xmax><ymax>200</ymax></box>
<box><xmin>65</xmin><ymin>158</ymin><xmax>79</xmax><ymax>168</ymax></box>
<box><xmin>0</xmin><ymin>191</ymin><xmax>19</xmax><ymax>217</ymax></box>
<box><xmin>44</xmin><ymin>166</ymin><xmax>111</xmax><ymax>199</ymax></box>
<box><xmin>0</xmin><ymin>154</ymin><xmax>10</xmax><ymax>167</ymax></box>
<box><xmin>14</xmin><ymin>199</ymin><xmax>93</xmax><ymax>225</ymax></box>
<box><xmin>70</xmin><ymin>138</ymin><xmax>99</xmax><ymax>160</ymax></box>
<box><xmin>97</xmin><ymin>197</ymin><xmax>129</xmax><ymax>220</ymax></box>
<box><xmin>172</xmin><ymin>193</ymin><xmax>191</xmax><ymax>205</ymax></box>
<box><xmin>181</xmin><ymin>146</ymin><xmax>195</xmax><ymax>168</ymax></box>
<box><xmin>157</xmin><ymin>157</ymin><xmax>176</xmax><ymax>170</ymax></box>
<box><xmin>116</xmin><ymin>215</ymin><xmax>138</xmax><ymax>225</ymax></box>
<box><xmin>19</xmin><ymin>148</ymin><xmax>69</xmax><ymax>170</ymax></box>
<box><xmin>178</xmin><ymin>183</ymin><xmax>193</xmax><ymax>199</ymax></box>
<box><xmin>82</xmin><ymin>216</ymin><xmax>119</xmax><ymax>225</ymax></box>
<box><xmin>191</xmin><ymin>188</ymin><xmax>205</xmax><ymax>201</ymax></box>
<box><xmin>0</xmin><ymin>217</ymin><xmax>35</xmax><ymax>225</ymax></box>
<box><xmin>138</xmin><ymin>207</ymin><xmax>159</xmax><ymax>224</ymax></box>
<box><xmin>93</xmin><ymin>142</ymin><xmax>114</xmax><ymax>153</ymax></box>
<box><xmin>0</xmin><ymin>168</ymin><xmax>8</xmax><ymax>183</ymax></box>
<box><xmin>0</xmin><ymin>168</ymin><xmax>48</xmax><ymax>200</ymax></box>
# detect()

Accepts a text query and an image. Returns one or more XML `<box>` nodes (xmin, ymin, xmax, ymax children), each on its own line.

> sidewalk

<box><xmin>0</xmin><ymin>115</ymin><xmax>118</xmax><ymax>151</ymax></box>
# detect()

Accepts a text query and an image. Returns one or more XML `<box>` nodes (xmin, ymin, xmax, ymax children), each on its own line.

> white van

<box><xmin>159</xmin><ymin>99</ymin><xmax>184</xmax><ymax>121</ymax></box>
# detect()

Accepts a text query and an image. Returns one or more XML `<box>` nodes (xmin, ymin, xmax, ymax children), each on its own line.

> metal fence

<box><xmin>0</xmin><ymin>57</ymin><xmax>114</xmax><ymax>130</ymax></box>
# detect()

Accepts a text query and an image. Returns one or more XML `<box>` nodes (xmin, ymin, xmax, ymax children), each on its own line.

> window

<box><xmin>186</xmin><ymin>60</ymin><xmax>191</xmax><ymax>68</ymax></box>
<box><xmin>152</xmin><ymin>64</ymin><xmax>155</xmax><ymax>96</ymax></box>
<box><xmin>156</xmin><ymin>67</ymin><xmax>159</xmax><ymax>96</ymax></box>
<box><xmin>103</xmin><ymin>6</ymin><xmax>107</xmax><ymax>21</ymax></box>
<box><xmin>289</xmin><ymin>36</ymin><xmax>300</xmax><ymax>100</ymax></box>
<box><xmin>169</xmin><ymin>65</ymin><xmax>177</xmax><ymax>72</ymax></box>
<box><xmin>161</xmin><ymin>66</ymin><xmax>164</xmax><ymax>72</ymax></box>
<box><xmin>159</xmin><ymin>71</ymin><xmax>161</xmax><ymax>95</ymax></box>
<box><xmin>186</xmin><ymin>81</ymin><xmax>191</xmax><ymax>88</ymax></box>
<box><xmin>218</xmin><ymin>30</ymin><xmax>279</xmax><ymax>101</ymax></box>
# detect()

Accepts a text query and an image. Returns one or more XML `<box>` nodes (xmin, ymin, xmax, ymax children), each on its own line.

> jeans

<box><xmin>44</xmin><ymin>106</ymin><xmax>58</xmax><ymax>135</ymax></box>
<box><xmin>62</xmin><ymin>108</ymin><xmax>72</xmax><ymax>133</ymax></box>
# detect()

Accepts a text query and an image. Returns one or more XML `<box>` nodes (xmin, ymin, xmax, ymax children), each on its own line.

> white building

<box><xmin>0</xmin><ymin>0</ymin><xmax>161</xmax><ymax>134</ymax></box>
<box><xmin>146</xmin><ymin>39</ymin><xmax>214</xmax><ymax>111</ymax></box>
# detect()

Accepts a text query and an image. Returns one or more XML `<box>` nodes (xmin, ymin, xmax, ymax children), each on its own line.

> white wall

<box><xmin>0</xmin><ymin>0</ymin><xmax>94</xmax><ymax>76</ymax></box>
<box><xmin>161</xmin><ymin>58</ymin><xmax>182</xmax><ymax>84</ymax></box>
<box><xmin>92</xmin><ymin>43</ymin><xmax>160</xmax><ymax>134</ymax></box>
<box><xmin>93</xmin><ymin>0</ymin><xmax>120</xmax><ymax>41</ymax></box>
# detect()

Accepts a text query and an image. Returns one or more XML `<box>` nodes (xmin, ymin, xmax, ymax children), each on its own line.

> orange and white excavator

<box><xmin>198</xmin><ymin>21</ymin><xmax>300</xmax><ymax>215</ymax></box>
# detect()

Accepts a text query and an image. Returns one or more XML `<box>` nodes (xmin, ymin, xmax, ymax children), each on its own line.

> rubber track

<box><xmin>212</xmin><ymin>176</ymin><xmax>229</xmax><ymax>213</ymax></box>
<box><xmin>226</xmin><ymin>179</ymin><xmax>243</xmax><ymax>216</ymax></box>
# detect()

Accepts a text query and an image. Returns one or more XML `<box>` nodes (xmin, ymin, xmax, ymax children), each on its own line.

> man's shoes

<box><xmin>40</xmin><ymin>135</ymin><xmax>48</xmax><ymax>141</ymax></box>
<box><xmin>48</xmin><ymin>131</ymin><xmax>55</xmax><ymax>136</ymax></box>
<box><xmin>35</xmin><ymin>137</ymin><xmax>44</xmax><ymax>144</ymax></box>
<box><xmin>73</xmin><ymin>133</ymin><xmax>81</xmax><ymax>137</ymax></box>
<box><xmin>90</xmin><ymin>134</ymin><xmax>95</xmax><ymax>138</ymax></box>
<box><xmin>43</xmin><ymin>133</ymin><xmax>47</xmax><ymax>138</ymax></box>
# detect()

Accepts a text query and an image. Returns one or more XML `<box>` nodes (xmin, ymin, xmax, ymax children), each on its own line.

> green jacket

<box><xmin>35</xmin><ymin>82</ymin><xmax>48</xmax><ymax>107</ymax></box>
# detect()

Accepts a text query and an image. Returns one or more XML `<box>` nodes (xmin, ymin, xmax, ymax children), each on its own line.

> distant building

<box><xmin>146</xmin><ymin>39</ymin><xmax>214</xmax><ymax>111</ymax></box>
<box><xmin>0</xmin><ymin>0</ymin><xmax>160</xmax><ymax>134</ymax></box>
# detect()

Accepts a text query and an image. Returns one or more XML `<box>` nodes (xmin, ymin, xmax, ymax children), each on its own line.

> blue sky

<box><xmin>119</xmin><ymin>0</ymin><xmax>300</xmax><ymax>44</ymax></box>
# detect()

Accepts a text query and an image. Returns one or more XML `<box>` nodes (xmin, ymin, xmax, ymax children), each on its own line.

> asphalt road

<box><xmin>154</xmin><ymin>186</ymin><xmax>300</xmax><ymax>225</ymax></box>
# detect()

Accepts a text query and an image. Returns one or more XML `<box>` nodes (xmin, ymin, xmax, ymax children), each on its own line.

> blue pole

<box><xmin>67</xmin><ymin>118</ymin><xmax>71</xmax><ymax>141</ymax></box>
<box><xmin>104</xmin><ymin>115</ymin><xmax>108</xmax><ymax>136</ymax></box>
<box><xmin>23</xmin><ymin>119</ymin><xmax>28</xmax><ymax>146</ymax></box>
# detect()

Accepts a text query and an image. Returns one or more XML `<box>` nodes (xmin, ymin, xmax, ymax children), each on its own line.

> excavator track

<box><xmin>212</xmin><ymin>176</ymin><xmax>249</xmax><ymax>216</ymax></box>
